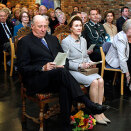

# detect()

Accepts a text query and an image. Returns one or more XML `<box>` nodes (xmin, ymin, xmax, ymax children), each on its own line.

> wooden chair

<box><xmin>3</xmin><ymin>27</ymin><xmax>31</xmax><ymax>77</ymax></box>
<box><xmin>53</xmin><ymin>25</ymin><xmax>70</xmax><ymax>43</ymax></box>
<box><xmin>21</xmin><ymin>81</ymin><xmax>59</xmax><ymax>131</ymax></box>
<box><xmin>3</xmin><ymin>38</ymin><xmax>16</xmax><ymax>76</ymax></box>
<box><xmin>100</xmin><ymin>45</ymin><xmax>124</xmax><ymax>95</ymax></box>
<box><xmin>14</xmin><ymin>26</ymin><xmax>32</xmax><ymax>52</ymax></box>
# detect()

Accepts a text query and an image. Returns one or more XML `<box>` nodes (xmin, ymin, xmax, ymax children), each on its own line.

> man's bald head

<box><xmin>31</xmin><ymin>15</ymin><xmax>49</xmax><ymax>38</ymax></box>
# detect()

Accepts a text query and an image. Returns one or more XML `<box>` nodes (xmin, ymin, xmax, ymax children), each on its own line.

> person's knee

<box><xmin>91</xmin><ymin>80</ymin><xmax>98</xmax><ymax>87</ymax></box>
<box><xmin>98</xmin><ymin>78</ymin><xmax>104</xmax><ymax>85</ymax></box>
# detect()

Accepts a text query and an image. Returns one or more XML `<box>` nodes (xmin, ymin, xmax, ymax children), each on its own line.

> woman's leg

<box><xmin>98</xmin><ymin>78</ymin><xmax>104</xmax><ymax>105</ymax></box>
<box><xmin>89</xmin><ymin>80</ymin><xmax>98</xmax><ymax>103</ymax></box>
<box><xmin>89</xmin><ymin>78</ymin><xmax>108</xmax><ymax>122</ymax></box>
<box><xmin>98</xmin><ymin>78</ymin><xmax>110</xmax><ymax>122</ymax></box>
<box><xmin>89</xmin><ymin>80</ymin><xmax>103</xmax><ymax>121</ymax></box>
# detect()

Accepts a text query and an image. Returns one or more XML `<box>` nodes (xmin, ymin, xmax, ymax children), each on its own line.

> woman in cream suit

<box><xmin>106</xmin><ymin>19</ymin><xmax>131</xmax><ymax>84</ymax></box>
<box><xmin>61</xmin><ymin>15</ymin><xmax>110</xmax><ymax>124</ymax></box>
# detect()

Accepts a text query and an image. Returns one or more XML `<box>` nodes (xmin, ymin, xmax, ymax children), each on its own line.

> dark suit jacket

<box><xmin>0</xmin><ymin>20</ymin><xmax>14</xmax><ymax>48</ymax></box>
<box><xmin>17</xmin><ymin>32</ymin><xmax>70</xmax><ymax>95</ymax></box>
<box><xmin>116</xmin><ymin>16</ymin><xmax>129</xmax><ymax>32</ymax></box>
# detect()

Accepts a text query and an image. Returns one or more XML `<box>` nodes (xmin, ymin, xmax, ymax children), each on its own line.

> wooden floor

<box><xmin>0</xmin><ymin>64</ymin><xmax>131</xmax><ymax>131</ymax></box>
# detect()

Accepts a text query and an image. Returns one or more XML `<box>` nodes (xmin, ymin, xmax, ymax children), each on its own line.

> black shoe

<box><xmin>91</xmin><ymin>103</ymin><xmax>110</xmax><ymax>115</ymax></box>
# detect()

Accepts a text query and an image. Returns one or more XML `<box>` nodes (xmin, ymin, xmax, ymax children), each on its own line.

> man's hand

<box><xmin>42</xmin><ymin>62</ymin><xmax>64</xmax><ymax>71</ymax></box>
<box><xmin>56</xmin><ymin>65</ymin><xmax>64</xmax><ymax>68</ymax></box>
<box><xmin>42</xmin><ymin>62</ymin><xmax>56</xmax><ymax>71</ymax></box>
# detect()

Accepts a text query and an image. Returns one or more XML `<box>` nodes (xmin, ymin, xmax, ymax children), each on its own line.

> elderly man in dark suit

<box><xmin>17</xmin><ymin>15</ymin><xmax>109</xmax><ymax>131</ymax></box>
<box><xmin>116</xmin><ymin>6</ymin><xmax>129</xmax><ymax>32</ymax></box>
<box><xmin>0</xmin><ymin>9</ymin><xmax>13</xmax><ymax>62</ymax></box>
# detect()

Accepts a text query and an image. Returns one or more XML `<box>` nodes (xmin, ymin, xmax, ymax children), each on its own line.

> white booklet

<box><xmin>90</xmin><ymin>61</ymin><xmax>103</xmax><ymax>65</ymax></box>
<box><xmin>54</xmin><ymin>52</ymin><xmax>67</xmax><ymax>66</ymax></box>
<box><xmin>87</xmin><ymin>44</ymin><xmax>96</xmax><ymax>51</ymax></box>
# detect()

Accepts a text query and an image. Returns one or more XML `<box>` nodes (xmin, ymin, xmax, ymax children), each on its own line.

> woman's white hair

<box><xmin>122</xmin><ymin>19</ymin><xmax>131</xmax><ymax>33</ymax></box>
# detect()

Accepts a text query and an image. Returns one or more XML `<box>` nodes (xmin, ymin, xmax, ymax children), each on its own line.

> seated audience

<box><xmin>39</xmin><ymin>5</ymin><xmax>47</xmax><ymax>15</ymax></box>
<box><xmin>116</xmin><ymin>6</ymin><xmax>129</xmax><ymax>32</ymax></box>
<box><xmin>11</xmin><ymin>8</ymin><xmax>21</xmax><ymax>26</ymax></box>
<box><xmin>81</xmin><ymin>12</ymin><xmax>88</xmax><ymax>24</ymax></box>
<box><xmin>47</xmin><ymin>8</ymin><xmax>58</xmax><ymax>34</ymax></box>
<box><xmin>71</xmin><ymin>11</ymin><xmax>82</xmax><ymax>18</ymax></box>
<box><xmin>28</xmin><ymin>7</ymin><xmax>34</xmax><ymax>21</ymax></box>
<box><xmin>54</xmin><ymin>12</ymin><xmax>67</xmax><ymax>29</ymax></box>
<box><xmin>17</xmin><ymin>15</ymin><xmax>109</xmax><ymax>131</ymax></box>
<box><xmin>62</xmin><ymin>15</ymin><xmax>110</xmax><ymax>124</ymax></box>
<box><xmin>55</xmin><ymin>8</ymin><xmax>62</xmax><ymax>18</ymax></box>
<box><xmin>15</xmin><ymin>3</ymin><xmax>21</xmax><ymax>9</ymax></box>
<box><xmin>106</xmin><ymin>19</ymin><xmax>131</xmax><ymax>85</ymax></box>
<box><xmin>21</xmin><ymin>7</ymin><xmax>28</xmax><ymax>13</ymax></box>
<box><xmin>103</xmin><ymin>10</ymin><xmax>117</xmax><ymax>42</ymax></box>
<box><xmin>0</xmin><ymin>9</ymin><xmax>14</xmax><ymax>61</ymax></box>
<box><xmin>0</xmin><ymin>3</ymin><xmax>6</xmax><ymax>10</ymax></box>
<box><xmin>34</xmin><ymin>3</ymin><xmax>40</xmax><ymax>9</ymax></box>
<box><xmin>82</xmin><ymin>8</ymin><xmax>107</xmax><ymax>62</ymax></box>
<box><xmin>2</xmin><ymin>7</ymin><xmax>12</xmax><ymax>21</ymax></box>
<box><xmin>14</xmin><ymin>11</ymin><xmax>30</xmax><ymax>37</ymax></box>
<box><xmin>33</xmin><ymin>8</ymin><xmax>39</xmax><ymax>16</ymax></box>
<box><xmin>96</xmin><ymin>9</ymin><xmax>104</xmax><ymax>24</ymax></box>
<box><xmin>73</xmin><ymin>6</ymin><xmax>79</xmax><ymax>12</ymax></box>
<box><xmin>6</xmin><ymin>1</ymin><xmax>12</xmax><ymax>10</ymax></box>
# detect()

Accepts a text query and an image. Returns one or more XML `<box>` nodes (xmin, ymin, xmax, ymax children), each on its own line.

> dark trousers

<box><xmin>23</xmin><ymin>68</ymin><xmax>94</xmax><ymax>130</ymax></box>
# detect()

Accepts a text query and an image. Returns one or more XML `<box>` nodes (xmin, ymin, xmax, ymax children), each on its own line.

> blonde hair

<box><xmin>47</xmin><ymin>8</ymin><xmax>54</xmax><ymax>17</ymax></box>
<box><xmin>13</xmin><ymin>8</ymin><xmax>21</xmax><ymax>19</ymax></box>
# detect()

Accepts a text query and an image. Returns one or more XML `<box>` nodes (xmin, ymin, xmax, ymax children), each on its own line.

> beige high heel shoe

<box><xmin>96</xmin><ymin>119</ymin><xmax>107</xmax><ymax>125</ymax></box>
<box><xmin>103</xmin><ymin>117</ymin><xmax>111</xmax><ymax>123</ymax></box>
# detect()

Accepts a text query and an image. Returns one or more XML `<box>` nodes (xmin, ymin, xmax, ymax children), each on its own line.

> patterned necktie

<box><xmin>41</xmin><ymin>39</ymin><xmax>49</xmax><ymax>49</ymax></box>
<box><xmin>3</xmin><ymin>23</ymin><xmax>12</xmax><ymax>38</ymax></box>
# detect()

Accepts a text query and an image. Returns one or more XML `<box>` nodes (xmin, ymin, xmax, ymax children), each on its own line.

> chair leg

<box><xmin>22</xmin><ymin>94</ymin><xmax>26</xmax><ymax>123</ymax></box>
<box><xmin>39</xmin><ymin>102</ymin><xmax>44</xmax><ymax>131</ymax></box>
<box><xmin>121</xmin><ymin>73</ymin><xmax>124</xmax><ymax>95</ymax></box>
<box><xmin>3</xmin><ymin>52</ymin><xmax>7</xmax><ymax>71</ymax></box>
<box><xmin>113</xmin><ymin>72</ymin><xmax>117</xmax><ymax>86</ymax></box>
<box><xmin>10</xmin><ymin>57</ymin><xmax>14</xmax><ymax>76</ymax></box>
<box><xmin>101</xmin><ymin>67</ymin><xmax>104</xmax><ymax>78</ymax></box>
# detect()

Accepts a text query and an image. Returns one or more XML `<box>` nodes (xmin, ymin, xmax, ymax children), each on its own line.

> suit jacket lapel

<box><xmin>0</xmin><ymin>23</ymin><xmax>7</xmax><ymax>36</ymax></box>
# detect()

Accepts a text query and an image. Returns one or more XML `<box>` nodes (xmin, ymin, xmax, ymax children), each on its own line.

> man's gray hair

<box><xmin>31</xmin><ymin>15</ymin><xmax>49</xmax><ymax>25</ymax></box>
<box><xmin>0</xmin><ymin>9</ymin><xmax>7</xmax><ymax>15</ymax></box>
<box><xmin>39</xmin><ymin>5</ymin><xmax>46</xmax><ymax>10</ymax></box>
<box><xmin>122</xmin><ymin>19</ymin><xmax>131</xmax><ymax>33</ymax></box>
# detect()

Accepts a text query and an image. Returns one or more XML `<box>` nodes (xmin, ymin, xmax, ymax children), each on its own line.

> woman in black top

<box><xmin>47</xmin><ymin>8</ymin><xmax>58</xmax><ymax>34</ymax></box>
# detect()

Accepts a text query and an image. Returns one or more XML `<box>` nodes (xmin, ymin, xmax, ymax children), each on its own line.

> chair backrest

<box><xmin>14</xmin><ymin>26</ymin><xmax>31</xmax><ymax>52</ymax></box>
<box><xmin>9</xmin><ymin>38</ymin><xmax>15</xmax><ymax>58</ymax></box>
<box><xmin>53</xmin><ymin>25</ymin><xmax>70</xmax><ymax>43</ymax></box>
<box><xmin>102</xmin><ymin>42</ymin><xmax>112</xmax><ymax>55</ymax></box>
<box><xmin>100</xmin><ymin>46</ymin><xmax>106</xmax><ymax>77</ymax></box>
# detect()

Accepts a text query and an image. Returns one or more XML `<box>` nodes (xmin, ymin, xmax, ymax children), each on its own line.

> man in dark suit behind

<box><xmin>0</xmin><ymin>9</ymin><xmax>14</xmax><ymax>62</ymax></box>
<box><xmin>17</xmin><ymin>15</ymin><xmax>108</xmax><ymax>130</ymax></box>
<box><xmin>116</xmin><ymin>6</ymin><xmax>129</xmax><ymax>32</ymax></box>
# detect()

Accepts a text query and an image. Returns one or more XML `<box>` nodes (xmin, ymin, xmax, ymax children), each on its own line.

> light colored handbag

<box><xmin>79</xmin><ymin>68</ymin><xmax>99</xmax><ymax>76</ymax></box>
